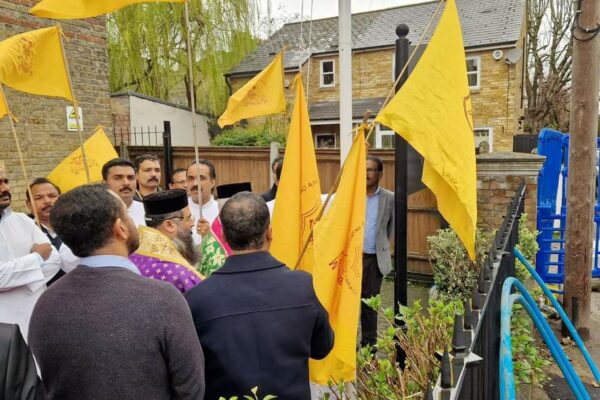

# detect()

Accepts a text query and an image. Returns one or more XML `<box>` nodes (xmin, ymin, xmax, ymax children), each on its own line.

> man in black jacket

<box><xmin>186</xmin><ymin>192</ymin><xmax>334</xmax><ymax>400</ymax></box>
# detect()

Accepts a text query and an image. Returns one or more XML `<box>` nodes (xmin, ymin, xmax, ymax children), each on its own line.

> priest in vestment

<box><xmin>130</xmin><ymin>190</ymin><xmax>203</xmax><ymax>293</ymax></box>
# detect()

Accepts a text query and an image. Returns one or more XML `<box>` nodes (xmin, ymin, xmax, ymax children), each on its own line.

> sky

<box><xmin>259</xmin><ymin>0</ymin><xmax>429</xmax><ymax>22</ymax></box>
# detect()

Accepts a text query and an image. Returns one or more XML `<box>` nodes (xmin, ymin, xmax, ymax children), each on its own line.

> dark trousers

<box><xmin>360</xmin><ymin>253</ymin><xmax>383</xmax><ymax>347</ymax></box>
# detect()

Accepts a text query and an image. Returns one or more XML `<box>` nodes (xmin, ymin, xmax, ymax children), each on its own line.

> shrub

<box><xmin>212</xmin><ymin>123</ymin><xmax>286</xmax><ymax>147</ymax></box>
<box><xmin>427</xmin><ymin>228</ymin><xmax>492</xmax><ymax>302</ymax></box>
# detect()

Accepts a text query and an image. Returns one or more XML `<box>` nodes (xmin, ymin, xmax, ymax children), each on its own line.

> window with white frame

<box><xmin>315</xmin><ymin>133</ymin><xmax>336</xmax><ymax>149</ymax></box>
<box><xmin>376</xmin><ymin>124</ymin><xmax>395</xmax><ymax>149</ymax></box>
<box><xmin>466</xmin><ymin>56</ymin><xmax>481</xmax><ymax>89</ymax></box>
<box><xmin>474</xmin><ymin>127</ymin><xmax>493</xmax><ymax>154</ymax></box>
<box><xmin>320</xmin><ymin>60</ymin><xmax>335</xmax><ymax>88</ymax></box>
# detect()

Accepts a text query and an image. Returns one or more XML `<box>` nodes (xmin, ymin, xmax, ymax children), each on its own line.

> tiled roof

<box><xmin>228</xmin><ymin>0</ymin><xmax>525</xmax><ymax>76</ymax></box>
<box><xmin>309</xmin><ymin>97</ymin><xmax>387</xmax><ymax>121</ymax></box>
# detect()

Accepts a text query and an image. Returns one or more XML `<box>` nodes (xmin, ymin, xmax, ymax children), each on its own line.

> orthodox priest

<box><xmin>130</xmin><ymin>190</ymin><xmax>203</xmax><ymax>293</ymax></box>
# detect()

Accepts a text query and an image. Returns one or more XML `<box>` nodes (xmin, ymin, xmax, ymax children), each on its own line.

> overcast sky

<box><xmin>259</xmin><ymin>0</ymin><xmax>429</xmax><ymax>21</ymax></box>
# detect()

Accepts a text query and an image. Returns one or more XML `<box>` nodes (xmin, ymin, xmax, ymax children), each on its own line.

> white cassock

<box><xmin>268</xmin><ymin>193</ymin><xmax>335</xmax><ymax>219</ymax></box>
<box><xmin>189</xmin><ymin>195</ymin><xmax>219</xmax><ymax>246</ymax></box>
<box><xmin>128</xmin><ymin>200</ymin><xmax>146</xmax><ymax>227</ymax></box>
<box><xmin>0</xmin><ymin>209</ymin><xmax>61</xmax><ymax>340</ymax></box>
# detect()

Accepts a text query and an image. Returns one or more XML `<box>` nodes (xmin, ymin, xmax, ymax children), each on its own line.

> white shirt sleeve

<box><xmin>27</xmin><ymin>219</ymin><xmax>61</xmax><ymax>291</ymax></box>
<box><xmin>0</xmin><ymin>253</ymin><xmax>45</xmax><ymax>291</ymax></box>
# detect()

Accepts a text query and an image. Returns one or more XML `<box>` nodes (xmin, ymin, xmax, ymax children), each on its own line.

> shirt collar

<box><xmin>79</xmin><ymin>255</ymin><xmax>141</xmax><ymax>275</ymax></box>
<box><xmin>368</xmin><ymin>186</ymin><xmax>381</xmax><ymax>198</ymax></box>
<box><xmin>214</xmin><ymin>251</ymin><xmax>284</xmax><ymax>274</ymax></box>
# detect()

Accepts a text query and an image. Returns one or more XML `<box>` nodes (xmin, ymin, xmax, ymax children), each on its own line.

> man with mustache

<box><xmin>130</xmin><ymin>190</ymin><xmax>203</xmax><ymax>293</ymax></box>
<box><xmin>25</xmin><ymin>178</ymin><xmax>79</xmax><ymax>283</ymax></box>
<box><xmin>102</xmin><ymin>158</ymin><xmax>146</xmax><ymax>227</ymax></box>
<box><xmin>0</xmin><ymin>162</ymin><xmax>61</xmax><ymax>339</ymax></box>
<box><xmin>133</xmin><ymin>154</ymin><xmax>163</xmax><ymax>200</ymax></box>
<box><xmin>186</xmin><ymin>159</ymin><xmax>219</xmax><ymax>245</ymax></box>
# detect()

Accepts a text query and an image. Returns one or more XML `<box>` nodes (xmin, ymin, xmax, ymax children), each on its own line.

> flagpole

<box><xmin>0</xmin><ymin>84</ymin><xmax>41</xmax><ymax>227</ymax></box>
<box><xmin>184</xmin><ymin>0</ymin><xmax>203</xmax><ymax>219</ymax></box>
<box><xmin>57</xmin><ymin>24</ymin><xmax>91</xmax><ymax>183</ymax></box>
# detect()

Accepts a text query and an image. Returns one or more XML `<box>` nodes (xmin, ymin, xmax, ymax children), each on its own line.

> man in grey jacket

<box><xmin>28</xmin><ymin>184</ymin><xmax>205</xmax><ymax>400</ymax></box>
<box><xmin>361</xmin><ymin>156</ymin><xmax>395</xmax><ymax>348</ymax></box>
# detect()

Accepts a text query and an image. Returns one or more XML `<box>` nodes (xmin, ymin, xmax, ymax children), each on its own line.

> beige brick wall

<box><xmin>229</xmin><ymin>42</ymin><xmax>525</xmax><ymax>152</ymax></box>
<box><xmin>0</xmin><ymin>0</ymin><xmax>112</xmax><ymax>211</ymax></box>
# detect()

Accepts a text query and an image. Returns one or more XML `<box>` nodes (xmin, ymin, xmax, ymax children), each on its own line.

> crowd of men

<box><xmin>0</xmin><ymin>153</ymin><xmax>394</xmax><ymax>400</ymax></box>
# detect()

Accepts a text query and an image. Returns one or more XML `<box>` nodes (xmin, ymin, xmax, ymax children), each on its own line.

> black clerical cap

<box><xmin>143</xmin><ymin>189</ymin><xmax>188</xmax><ymax>218</ymax></box>
<box><xmin>216</xmin><ymin>182</ymin><xmax>252</xmax><ymax>199</ymax></box>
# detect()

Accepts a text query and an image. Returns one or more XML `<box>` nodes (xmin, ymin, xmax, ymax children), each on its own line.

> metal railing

<box><xmin>431</xmin><ymin>181</ymin><xmax>526</xmax><ymax>400</ymax></box>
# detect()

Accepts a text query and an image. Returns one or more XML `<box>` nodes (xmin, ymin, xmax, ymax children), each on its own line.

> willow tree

<box><xmin>107</xmin><ymin>0</ymin><xmax>258</xmax><ymax>117</ymax></box>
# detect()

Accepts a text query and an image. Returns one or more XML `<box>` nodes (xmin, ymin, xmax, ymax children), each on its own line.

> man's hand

<box><xmin>31</xmin><ymin>243</ymin><xmax>52</xmax><ymax>261</ymax></box>
<box><xmin>196</xmin><ymin>218</ymin><xmax>210</xmax><ymax>238</ymax></box>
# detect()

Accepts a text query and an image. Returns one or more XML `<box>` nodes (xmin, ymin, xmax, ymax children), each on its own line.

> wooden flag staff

<box><xmin>0</xmin><ymin>83</ymin><xmax>41</xmax><ymax>227</ymax></box>
<box><xmin>57</xmin><ymin>24</ymin><xmax>91</xmax><ymax>183</ymax></box>
<box><xmin>184</xmin><ymin>0</ymin><xmax>203</xmax><ymax>219</ymax></box>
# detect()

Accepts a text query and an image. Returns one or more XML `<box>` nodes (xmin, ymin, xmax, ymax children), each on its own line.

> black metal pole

<box><xmin>394</xmin><ymin>24</ymin><xmax>410</xmax><ymax>314</ymax></box>
<box><xmin>162</xmin><ymin>120</ymin><xmax>173</xmax><ymax>188</ymax></box>
<box><xmin>394</xmin><ymin>23</ymin><xmax>410</xmax><ymax>368</ymax></box>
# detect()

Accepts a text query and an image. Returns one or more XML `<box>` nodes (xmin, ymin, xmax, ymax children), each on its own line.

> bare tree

<box><xmin>525</xmin><ymin>0</ymin><xmax>573</xmax><ymax>134</ymax></box>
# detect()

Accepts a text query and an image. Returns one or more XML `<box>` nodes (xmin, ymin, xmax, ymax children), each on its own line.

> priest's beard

<box><xmin>173</xmin><ymin>229</ymin><xmax>199</xmax><ymax>265</ymax></box>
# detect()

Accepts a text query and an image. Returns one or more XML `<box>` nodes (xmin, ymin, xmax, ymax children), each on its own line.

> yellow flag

<box><xmin>270</xmin><ymin>74</ymin><xmax>321</xmax><ymax>273</ymax></box>
<box><xmin>375</xmin><ymin>0</ymin><xmax>477</xmax><ymax>259</ymax></box>
<box><xmin>0</xmin><ymin>27</ymin><xmax>72</xmax><ymax>101</ymax></box>
<box><xmin>48</xmin><ymin>127</ymin><xmax>118</xmax><ymax>192</ymax></box>
<box><xmin>0</xmin><ymin>88</ymin><xmax>7</xmax><ymax>120</ymax></box>
<box><xmin>31</xmin><ymin>0</ymin><xmax>184</xmax><ymax>20</ymax></box>
<box><xmin>310</xmin><ymin>127</ymin><xmax>366</xmax><ymax>384</ymax></box>
<box><xmin>218</xmin><ymin>52</ymin><xmax>286</xmax><ymax>128</ymax></box>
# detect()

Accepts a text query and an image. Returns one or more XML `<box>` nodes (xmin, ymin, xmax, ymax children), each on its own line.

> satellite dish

<box><xmin>492</xmin><ymin>49</ymin><xmax>503</xmax><ymax>60</ymax></box>
<box><xmin>505</xmin><ymin>48</ymin><xmax>522</xmax><ymax>64</ymax></box>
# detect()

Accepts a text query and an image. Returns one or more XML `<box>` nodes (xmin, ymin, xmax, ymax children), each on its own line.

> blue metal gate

<box><xmin>536</xmin><ymin>128</ymin><xmax>600</xmax><ymax>283</ymax></box>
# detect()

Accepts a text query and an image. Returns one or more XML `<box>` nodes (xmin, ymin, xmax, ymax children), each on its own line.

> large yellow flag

<box><xmin>31</xmin><ymin>0</ymin><xmax>184</xmax><ymax>20</ymax></box>
<box><xmin>0</xmin><ymin>27</ymin><xmax>72</xmax><ymax>101</ymax></box>
<box><xmin>48</xmin><ymin>127</ymin><xmax>118</xmax><ymax>192</ymax></box>
<box><xmin>270</xmin><ymin>74</ymin><xmax>321</xmax><ymax>273</ymax></box>
<box><xmin>310</xmin><ymin>127</ymin><xmax>366</xmax><ymax>384</ymax></box>
<box><xmin>0</xmin><ymin>89</ymin><xmax>7</xmax><ymax>120</ymax></box>
<box><xmin>218</xmin><ymin>52</ymin><xmax>286</xmax><ymax>128</ymax></box>
<box><xmin>375</xmin><ymin>0</ymin><xmax>477</xmax><ymax>259</ymax></box>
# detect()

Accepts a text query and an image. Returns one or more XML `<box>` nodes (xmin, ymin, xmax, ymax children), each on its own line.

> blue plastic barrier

<box><xmin>535</xmin><ymin>129</ymin><xmax>600</xmax><ymax>283</ymax></box>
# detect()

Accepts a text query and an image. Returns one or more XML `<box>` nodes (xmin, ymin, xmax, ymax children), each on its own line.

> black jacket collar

<box><xmin>214</xmin><ymin>251</ymin><xmax>285</xmax><ymax>274</ymax></box>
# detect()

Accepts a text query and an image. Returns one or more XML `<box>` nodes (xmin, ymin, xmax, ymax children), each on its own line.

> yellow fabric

<box><xmin>30</xmin><ymin>0</ymin><xmax>184</xmax><ymax>20</ymax></box>
<box><xmin>218</xmin><ymin>52</ymin><xmax>286</xmax><ymax>128</ymax></box>
<box><xmin>0</xmin><ymin>27</ymin><xmax>72</xmax><ymax>101</ymax></box>
<box><xmin>375</xmin><ymin>0</ymin><xmax>477</xmax><ymax>259</ymax></box>
<box><xmin>135</xmin><ymin>226</ymin><xmax>204</xmax><ymax>279</ymax></box>
<box><xmin>310</xmin><ymin>127</ymin><xmax>366</xmax><ymax>384</ymax></box>
<box><xmin>0</xmin><ymin>88</ymin><xmax>7</xmax><ymax>120</ymax></box>
<box><xmin>270</xmin><ymin>74</ymin><xmax>321</xmax><ymax>273</ymax></box>
<box><xmin>47</xmin><ymin>127</ymin><xmax>118</xmax><ymax>192</ymax></box>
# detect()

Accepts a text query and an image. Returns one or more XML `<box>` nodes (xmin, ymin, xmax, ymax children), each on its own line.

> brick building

<box><xmin>0</xmin><ymin>0</ymin><xmax>111</xmax><ymax>209</ymax></box>
<box><xmin>226</xmin><ymin>0</ymin><xmax>526</xmax><ymax>153</ymax></box>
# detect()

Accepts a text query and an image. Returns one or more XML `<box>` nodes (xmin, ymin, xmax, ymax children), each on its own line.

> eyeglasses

<box><xmin>170</xmin><ymin>215</ymin><xmax>194</xmax><ymax>223</ymax></box>
<box><xmin>0</xmin><ymin>178</ymin><xmax>8</xmax><ymax>185</ymax></box>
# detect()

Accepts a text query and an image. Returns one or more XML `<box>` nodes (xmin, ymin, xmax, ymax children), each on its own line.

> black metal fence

<box><xmin>431</xmin><ymin>181</ymin><xmax>526</xmax><ymax>399</ymax></box>
<box><xmin>112</xmin><ymin>121</ymin><xmax>173</xmax><ymax>184</ymax></box>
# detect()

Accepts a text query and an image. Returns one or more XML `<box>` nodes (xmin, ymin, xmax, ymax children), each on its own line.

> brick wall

<box><xmin>476</xmin><ymin>152</ymin><xmax>544</xmax><ymax>232</ymax></box>
<box><xmin>0</xmin><ymin>0</ymin><xmax>111</xmax><ymax>211</ymax></box>
<box><xmin>229</xmin><ymin>44</ymin><xmax>525</xmax><ymax>153</ymax></box>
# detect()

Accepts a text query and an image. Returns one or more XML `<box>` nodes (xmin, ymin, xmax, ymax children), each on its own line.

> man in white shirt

<box><xmin>0</xmin><ymin>164</ymin><xmax>61</xmax><ymax>339</ymax></box>
<box><xmin>186</xmin><ymin>160</ymin><xmax>219</xmax><ymax>245</ymax></box>
<box><xmin>25</xmin><ymin>178</ymin><xmax>79</xmax><ymax>279</ymax></box>
<box><xmin>102</xmin><ymin>158</ymin><xmax>146</xmax><ymax>227</ymax></box>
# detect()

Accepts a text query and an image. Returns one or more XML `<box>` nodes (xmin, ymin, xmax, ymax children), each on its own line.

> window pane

<box><xmin>467</xmin><ymin>73</ymin><xmax>478</xmax><ymax>87</ymax></box>
<box><xmin>382</xmin><ymin>135</ymin><xmax>395</xmax><ymax>149</ymax></box>
<box><xmin>323</xmin><ymin>73</ymin><xmax>334</xmax><ymax>85</ymax></box>
<box><xmin>322</xmin><ymin>61</ymin><xmax>333</xmax><ymax>73</ymax></box>
<box><xmin>466</xmin><ymin>58</ymin><xmax>478</xmax><ymax>72</ymax></box>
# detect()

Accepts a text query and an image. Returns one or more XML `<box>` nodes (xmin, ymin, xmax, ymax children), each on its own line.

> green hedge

<box><xmin>212</xmin><ymin>124</ymin><xmax>286</xmax><ymax>147</ymax></box>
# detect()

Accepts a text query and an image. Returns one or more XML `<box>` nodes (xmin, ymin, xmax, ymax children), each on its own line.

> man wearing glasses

<box><xmin>130</xmin><ymin>190</ymin><xmax>204</xmax><ymax>293</ymax></box>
